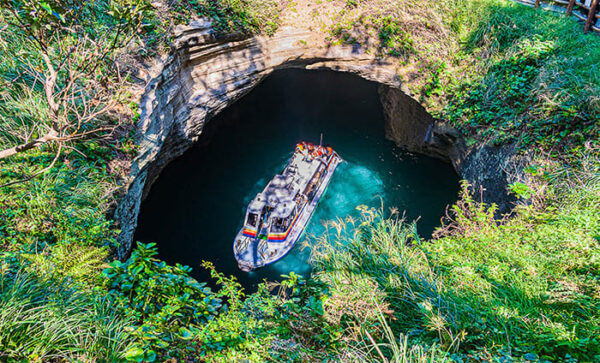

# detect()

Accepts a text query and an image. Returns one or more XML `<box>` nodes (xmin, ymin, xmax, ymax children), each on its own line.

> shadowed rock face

<box><xmin>378</xmin><ymin>86</ymin><xmax>459</xmax><ymax>161</ymax></box>
<box><xmin>115</xmin><ymin>21</ymin><xmax>522</xmax><ymax>258</ymax></box>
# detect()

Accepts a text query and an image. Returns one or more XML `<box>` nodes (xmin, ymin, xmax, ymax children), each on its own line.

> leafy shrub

<box><xmin>103</xmin><ymin>243</ymin><xmax>222</xmax><ymax>361</ymax></box>
<box><xmin>193</xmin><ymin>262</ymin><xmax>280</xmax><ymax>361</ymax></box>
<box><xmin>376</xmin><ymin>16</ymin><xmax>415</xmax><ymax>57</ymax></box>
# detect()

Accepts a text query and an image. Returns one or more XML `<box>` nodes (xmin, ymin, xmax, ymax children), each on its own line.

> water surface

<box><xmin>135</xmin><ymin>69</ymin><xmax>459</xmax><ymax>290</ymax></box>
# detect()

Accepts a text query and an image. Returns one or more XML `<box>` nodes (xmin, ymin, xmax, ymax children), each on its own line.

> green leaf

<box><xmin>38</xmin><ymin>1</ymin><xmax>65</xmax><ymax>22</ymax></box>
<box><xmin>179</xmin><ymin>327</ymin><xmax>193</xmax><ymax>340</ymax></box>
<box><xmin>123</xmin><ymin>346</ymin><xmax>145</xmax><ymax>362</ymax></box>
<box><xmin>145</xmin><ymin>350</ymin><xmax>157</xmax><ymax>362</ymax></box>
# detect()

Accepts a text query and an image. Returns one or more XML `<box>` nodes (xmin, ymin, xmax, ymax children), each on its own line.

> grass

<box><xmin>326</xmin><ymin>0</ymin><xmax>600</xmax><ymax>154</ymax></box>
<box><xmin>443</xmin><ymin>0</ymin><xmax>600</xmax><ymax>153</ymax></box>
<box><xmin>0</xmin><ymin>0</ymin><xmax>285</xmax><ymax>359</ymax></box>
<box><xmin>0</xmin><ymin>268</ymin><xmax>134</xmax><ymax>361</ymax></box>
<box><xmin>1</xmin><ymin>159</ymin><xmax>121</xmax><ymax>251</ymax></box>
<box><xmin>309</xmin><ymin>154</ymin><xmax>600</xmax><ymax>361</ymax></box>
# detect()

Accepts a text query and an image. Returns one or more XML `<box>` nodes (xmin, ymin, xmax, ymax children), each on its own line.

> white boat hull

<box><xmin>234</xmin><ymin>148</ymin><xmax>342</xmax><ymax>271</ymax></box>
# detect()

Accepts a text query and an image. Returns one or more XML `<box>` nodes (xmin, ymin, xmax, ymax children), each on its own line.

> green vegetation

<box><xmin>0</xmin><ymin>0</ymin><xmax>283</xmax><ymax>360</ymax></box>
<box><xmin>328</xmin><ymin>0</ymin><xmax>600</xmax><ymax>153</ymax></box>
<box><xmin>310</xmin><ymin>155</ymin><xmax>600</xmax><ymax>361</ymax></box>
<box><xmin>444</xmin><ymin>2</ymin><xmax>600</xmax><ymax>153</ymax></box>
<box><xmin>1</xmin><ymin>0</ymin><xmax>599</xmax><ymax>361</ymax></box>
<box><xmin>0</xmin><ymin>269</ymin><xmax>134</xmax><ymax>361</ymax></box>
<box><xmin>187</xmin><ymin>0</ymin><xmax>282</xmax><ymax>35</ymax></box>
<box><xmin>103</xmin><ymin>243</ymin><xmax>222</xmax><ymax>360</ymax></box>
<box><xmin>140</xmin><ymin>0</ymin><xmax>281</xmax><ymax>56</ymax></box>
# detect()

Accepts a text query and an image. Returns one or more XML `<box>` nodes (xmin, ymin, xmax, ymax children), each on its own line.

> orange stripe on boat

<box><xmin>267</xmin><ymin>207</ymin><xmax>302</xmax><ymax>241</ymax></box>
<box><xmin>243</xmin><ymin>228</ymin><xmax>257</xmax><ymax>237</ymax></box>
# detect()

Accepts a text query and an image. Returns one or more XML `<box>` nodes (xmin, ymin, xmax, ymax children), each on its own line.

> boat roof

<box><xmin>249</xmin><ymin>174</ymin><xmax>297</xmax><ymax>217</ymax></box>
<box><xmin>247</xmin><ymin>198</ymin><xmax>265</xmax><ymax>213</ymax></box>
<box><xmin>247</xmin><ymin>149</ymin><xmax>327</xmax><ymax>219</ymax></box>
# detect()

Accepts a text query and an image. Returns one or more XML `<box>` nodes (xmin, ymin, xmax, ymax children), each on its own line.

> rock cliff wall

<box><xmin>115</xmin><ymin>21</ymin><xmax>522</xmax><ymax>258</ymax></box>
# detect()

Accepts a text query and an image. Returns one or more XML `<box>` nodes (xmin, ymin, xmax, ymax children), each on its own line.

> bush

<box><xmin>103</xmin><ymin>242</ymin><xmax>222</xmax><ymax>361</ymax></box>
<box><xmin>193</xmin><ymin>262</ymin><xmax>280</xmax><ymax>361</ymax></box>
<box><xmin>376</xmin><ymin>16</ymin><xmax>415</xmax><ymax>57</ymax></box>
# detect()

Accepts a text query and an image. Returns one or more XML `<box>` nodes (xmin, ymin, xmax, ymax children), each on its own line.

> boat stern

<box><xmin>233</xmin><ymin>232</ymin><xmax>262</xmax><ymax>271</ymax></box>
<box><xmin>237</xmin><ymin>261</ymin><xmax>254</xmax><ymax>272</ymax></box>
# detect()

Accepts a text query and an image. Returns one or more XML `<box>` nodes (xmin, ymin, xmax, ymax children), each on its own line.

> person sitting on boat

<box><xmin>300</xmin><ymin>143</ymin><xmax>313</xmax><ymax>160</ymax></box>
<box><xmin>300</xmin><ymin>146</ymin><xmax>309</xmax><ymax>159</ymax></box>
<box><xmin>312</xmin><ymin>146</ymin><xmax>325</xmax><ymax>159</ymax></box>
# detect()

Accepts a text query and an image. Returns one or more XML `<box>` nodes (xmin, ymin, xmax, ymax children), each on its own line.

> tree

<box><xmin>0</xmin><ymin>0</ymin><xmax>150</xmax><ymax>183</ymax></box>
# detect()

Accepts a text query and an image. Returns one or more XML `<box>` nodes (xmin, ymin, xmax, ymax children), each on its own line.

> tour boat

<box><xmin>233</xmin><ymin>142</ymin><xmax>342</xmax><ymax>271</ymax></box>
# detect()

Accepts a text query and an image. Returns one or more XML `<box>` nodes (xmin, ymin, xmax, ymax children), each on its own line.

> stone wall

<box><xmin>452</xmin><ymin>142</ymin><xmax>529</xmax><ymax>213</ymax></box>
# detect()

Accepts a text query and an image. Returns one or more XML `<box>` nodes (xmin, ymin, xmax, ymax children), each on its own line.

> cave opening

<box><xmin>134</xmin><ymin>69</ymin><xmax>459</xmax><ymax>290</ymax></box>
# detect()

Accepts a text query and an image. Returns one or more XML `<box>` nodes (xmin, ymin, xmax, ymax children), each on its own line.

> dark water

<box><xmin>134</xmin><ymin>69</ymin><xmax>459</xmax><ymax>291</ymax></box>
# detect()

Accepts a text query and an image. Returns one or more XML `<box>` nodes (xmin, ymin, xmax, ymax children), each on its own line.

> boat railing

<box><xmin>258</xmin><ymin>240</ymin><xmax>268</xmax><ymax>259</ymax></box>
<box><xmin>235</xmin><ymin>238</ymin><xmax>250</xmax><ymax>253</ymax></box>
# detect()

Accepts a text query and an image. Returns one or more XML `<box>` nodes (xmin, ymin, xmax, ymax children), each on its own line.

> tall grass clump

<box><xmin>310</xmin><ymin>207</ymin><xmax>455</xmax><ymax>361</ymax></box>
<box><xmin>342</xmin><ymin>307</ymin><xmax>449</xmax><ymax>363</ymax></box>
<box><xmin>310</xmin><ymin>154</ymin><xmax>600</xmax><ymax>361</ymax></box>
<box><xmin>0</xmin><ymin>269</ymin><xmax>134</xmax><ymax>361</ymax></box>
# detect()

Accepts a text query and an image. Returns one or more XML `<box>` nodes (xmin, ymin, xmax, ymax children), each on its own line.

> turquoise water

<box><xmin>134</xmin><ymin>69</ymin><xmax>459</xmax><ymax>290</ymax></box>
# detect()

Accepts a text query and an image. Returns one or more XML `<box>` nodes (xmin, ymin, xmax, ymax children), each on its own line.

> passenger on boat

<box><xmin>300</xmin><ymin>148</ymin><xmax>309</xmax><ymax>158</ymax></box>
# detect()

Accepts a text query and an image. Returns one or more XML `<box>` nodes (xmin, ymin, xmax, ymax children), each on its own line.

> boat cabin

<box><xmin>241</xmin><ymin>143</ymin><xmax>334</xmax><ymax>240</ymax></box>
<box><xmin>243</xmin><ymin>173</ymin><xmax>300</xmax><ymax>238</ymax></box>
<box><xmin>234</xmin><ymin>142</ymin><xmax>342</xmax><ymax>271</ymax></box>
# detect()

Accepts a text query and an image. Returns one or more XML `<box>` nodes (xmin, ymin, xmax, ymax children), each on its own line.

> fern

<box><xmin>23</xmin><ymin>243</ymin><xmax>109</xmax><ymax>288</ymax></box>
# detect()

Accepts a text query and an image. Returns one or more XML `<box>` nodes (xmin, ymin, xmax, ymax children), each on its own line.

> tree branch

<box><xmin>0</xmin><ymin>143</ymin><xmax>63</xmax><ymax>188</ymax></box>
<box><xmin>0</xmin><ymin>129</ymin><xmax>58</xmax><ymax>159</ymax></box>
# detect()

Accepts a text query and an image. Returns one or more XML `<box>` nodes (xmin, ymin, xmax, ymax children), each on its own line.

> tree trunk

<box><xmin>567</xmin><ymin>0</ymin><xmax>576</xmax><ymax>15</ymax></box>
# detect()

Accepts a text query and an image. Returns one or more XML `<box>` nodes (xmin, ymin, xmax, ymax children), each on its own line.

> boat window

<box><xmin>246</xmin><ymin>213</ymin><xmax>258</xmax><ymax>227</ymax></box>
<box><xmin>272</xmin><ymin>218</ymin><xmax>286</xmax><ymax>233</ymax></box>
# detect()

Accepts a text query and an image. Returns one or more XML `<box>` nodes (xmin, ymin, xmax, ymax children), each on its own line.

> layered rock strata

<box><xmin>115</xmin><ymin>21</ymin><xmax>520</xmax><ymax>257</ymax></box>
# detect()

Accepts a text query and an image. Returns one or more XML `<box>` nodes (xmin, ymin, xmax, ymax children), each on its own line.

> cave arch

<box><xmin>115</xmin><ymin>22</ymin><xmax>459</xmax><ymax>258</ymax></box>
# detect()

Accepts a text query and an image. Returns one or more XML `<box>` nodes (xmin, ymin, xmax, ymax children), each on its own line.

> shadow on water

<box><xmin>134</xmin><ymin>69</ymin><xmax>460</xmax><ymax>291</ymax></box>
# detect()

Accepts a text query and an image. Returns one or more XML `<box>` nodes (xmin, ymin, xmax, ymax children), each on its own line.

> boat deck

<box><xmin>234</xmin><ymin>148</ymin><xmax>342</xmax><ymax>271</ymax></box>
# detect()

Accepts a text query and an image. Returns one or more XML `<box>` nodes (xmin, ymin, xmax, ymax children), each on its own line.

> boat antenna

<box><xmin>319</xmin><ymin>133</ymin><xmax>323</xmax><ymax>147</ymax></box>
